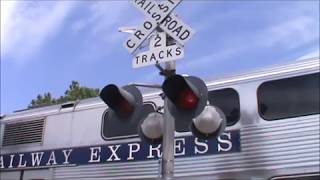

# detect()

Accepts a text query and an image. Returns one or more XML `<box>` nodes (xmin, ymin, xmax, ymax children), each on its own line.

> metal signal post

<box><xmin>100</xmin><ymin>1</ymin><xmax>227</xmax><ymax>179</ymax></box>
<box><xmin>161</xmin><ymin>98</ymin><xmax>175</xmax><ymax>179</ymax></box>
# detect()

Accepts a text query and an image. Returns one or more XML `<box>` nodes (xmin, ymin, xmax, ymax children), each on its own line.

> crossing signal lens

<box><xmin>178</xmin><ymin>88</ymin><xmax>199</xmax><ymax>110</ymax></box>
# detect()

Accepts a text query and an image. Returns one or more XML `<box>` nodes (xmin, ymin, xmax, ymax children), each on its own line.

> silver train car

<box><xmin>0</xmin><ymin>57</ymin><xmax>319</xmax><ymax>180</ymax></box>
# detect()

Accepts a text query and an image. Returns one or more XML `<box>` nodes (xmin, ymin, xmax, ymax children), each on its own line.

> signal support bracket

<box><xmin>156</xmin><ymin>63</ymin><xmax>176</xmax><ymax>78</ymax></box>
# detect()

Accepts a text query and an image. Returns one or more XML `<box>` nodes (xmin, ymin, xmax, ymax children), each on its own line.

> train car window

<box><xmin>101</xmin><ymin>103</ymin><xmax>156</xmax><ymax>140</ymax></box>
<box><xmin>208</xmin><ymin>88</ymin><xmax>240</xmax><ymax>126</ymax></box>
<box><xmin>258</xmin><ymin>73</ymin><xmax>320</xmax><ymax>120</ymax></box>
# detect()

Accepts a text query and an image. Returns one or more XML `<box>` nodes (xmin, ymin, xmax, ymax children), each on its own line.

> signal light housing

<box><xmin>162</xmin><ymin>75</ymin><xmax>208</xmax><ymax>132</ymax></box>
<box><xmin>100</xmin><ymin>84</ymin><xmax>163</xmax><ymax>143</ymax></box>
<box><xmin>162</xmin><ymin>75</ymin><xmax>208</xmax><ymax>117</ymax></box>
<box><xmin>100</xmin><ymin>84</ymin><xmax>142</xmax><ymax>119</ymax></box>
<box><xmin>162</xmin><ymin>74</ymin><xmax>227</xmax><ymax>138</ymax></box>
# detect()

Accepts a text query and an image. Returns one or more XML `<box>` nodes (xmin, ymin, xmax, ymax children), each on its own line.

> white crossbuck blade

<box><xmin>132</xmin><ymin>31</ymin><xmax>184</xmax><ymax>68</ymax></box>
<box><xmin>124</xmin><ymin>0</ymin><xmax>194</xmax><ymax>54</ymax></box>
<box><xmin>132</xmin><ymin>44</ymin><xmax>184</xmax><ymax>68</ymax></box>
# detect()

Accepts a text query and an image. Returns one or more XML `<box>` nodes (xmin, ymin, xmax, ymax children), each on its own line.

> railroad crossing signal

<box><xmin>133</xmin><ymin>32</ymin><xmax>184</xmax><ymax>68</ymax></box>
<box><xmin>99</xmin><ymin>84</ymin><xmax>154</xmax><ymax>140</ymax></box>
<box><xmin>125</xmin><ymin>0</ymin><xmax>181</xmax><ymax>54</ymax></box>
<box><xmin>100</xmin><ymin>84</ymin><xmax>164</xmax><ymax>142</ymax></box>
<box><xmin>162</xmin><ymin>75</ymin><xmax>208</xmax><ymax>119</ymax></box>
<box><xmin>124</xmin><ymin>0</ymin><xmax>194</xmax><ymax>68</ymax></box>
<box><xmin>131</xmin><ymin>0</ymin><xmax>194</xmax><ymax>48</ymax></box>
<box><xmin>100</xmin><ymin>84</ymin><xmax>143</xmax><ymax>119</ymax></box>
<box><xmin>101</xmin><ymin>0</ymin><xmax>226</xmax><ymax>178</ymax></box>
<box><xmin>162</xmin><ymin>74</ymin><xmax>226</xmax><ymax>138</ymax></box>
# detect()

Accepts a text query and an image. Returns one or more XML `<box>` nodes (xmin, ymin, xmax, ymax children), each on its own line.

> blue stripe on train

<box><xmin>0</xmin><ymin>131</ymin><xmax>240</xmax><ymax>169</ymax></box>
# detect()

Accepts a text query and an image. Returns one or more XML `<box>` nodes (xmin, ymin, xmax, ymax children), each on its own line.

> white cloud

<box><xmin>137</xmin><ymin>45</ymin><xmax>248</xmax><ymax>83</ymax></box>
<box><xmin>71</xmin><ymin>1</ymin><xmax>132</xmax><ymax>35</ymax></box>
<box><xmin>0</xmin><ymin>1</ymin><xmax>17</xmax><ymax>32</ymax></box>
<box><xmin>179</xmin><ymin>46</ymin><xmax>247</xmax><ymax>73</ymax></box>
<box><xmin>262</xmin><ymin>16</ymin><xmax>318</xmax><ymax>49</ymax></box>
<box><xmin>70</xmin><ymin>1</ymin><xmax>136</xmax><ymax>60</ymax></box>
<box><xmin>1</xmin><ymin>1</ymin><xmax>76</xmax><ymax>64</ymax></box>
<box><xmin>1</xmin><ymin>1</ymin><xmax>18</xmax><ymax>57</ymax></box>
<box><xmin>180</xmin><ymin>3</ymin><xmax>319</xmax><ymax>73</ymax></box>
<box><xmin>297</xmin><ymin>49</ymin><xmax>320</xmax><ymax>60</ymax></box>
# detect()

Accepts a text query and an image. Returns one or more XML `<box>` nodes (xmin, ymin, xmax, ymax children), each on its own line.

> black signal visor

<box><xmin>162</xmin><ymin>75</ymin><xmax>199</xmax><ymax>110</ymax></box>
<box><xmin>100</xmin><ymin>84</ymin><xmax>134</xmax><ymax>118</ymax></box>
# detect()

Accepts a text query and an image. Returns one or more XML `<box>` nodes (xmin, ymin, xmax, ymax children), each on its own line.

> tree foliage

<box><xmin>29</xmin><ymin>81</ymin><xmax>99</xmax><ymax>108</ymax></box>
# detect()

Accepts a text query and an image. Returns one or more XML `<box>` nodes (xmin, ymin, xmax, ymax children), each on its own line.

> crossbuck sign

<box><xmin>123</xmin><ymin>0</ymin><xmax>194</xmax><ymax>68</ymax></box>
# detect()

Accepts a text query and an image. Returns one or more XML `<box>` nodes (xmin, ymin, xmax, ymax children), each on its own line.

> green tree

<box><xmin>28</xmin><ymin>81</ymin><xmax>99</xmax><ymax>108</ymax></box>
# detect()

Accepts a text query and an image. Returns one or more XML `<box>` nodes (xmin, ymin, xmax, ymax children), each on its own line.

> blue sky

<box><xmin>1</xmin><ymin>0</ymin><xmax>319</xmax><ymax>114</ymax></box>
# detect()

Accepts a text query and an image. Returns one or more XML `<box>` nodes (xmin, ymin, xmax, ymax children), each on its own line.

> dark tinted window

<box><xmin>208</xmin><ymin>88</ymin><xmax>240</xmax><ymax>126</ymax></box>
<box><xmin>258</xmin><ymin>73</ymin><xmax>320</xmax><ymax>120</ymax></box>
<box><xmin>101</xmin><ymin>103</ymin><xmax>155</xmax><ymax>140</ymax></box>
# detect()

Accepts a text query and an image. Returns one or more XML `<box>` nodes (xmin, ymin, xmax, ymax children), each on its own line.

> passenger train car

<box><xmin>0</xmin><ymin>57</ymin><xmax>319</xmax><ymax>180</ymax></box>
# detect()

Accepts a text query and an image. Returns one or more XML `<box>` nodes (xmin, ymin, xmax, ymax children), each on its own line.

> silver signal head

<box><xmin>139</xmin><ymin>112</ymin><xmax>163</xmax><ymax>144</ymax></box>
<box><xmin>191</xmin><ymin>105</ymin><xmax>226</xmax><ymax>139</ymax></box>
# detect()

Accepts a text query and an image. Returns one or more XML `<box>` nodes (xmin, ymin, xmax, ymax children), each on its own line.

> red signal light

<box><xmin>178</xmin><ymin>89</ymin><xmax>199</xmax><ymax>110</ymax></box>
<box><xmin>162</xmin><ymin>74</ymin><xmax>209</xmax><ymax>133</ymax></box>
